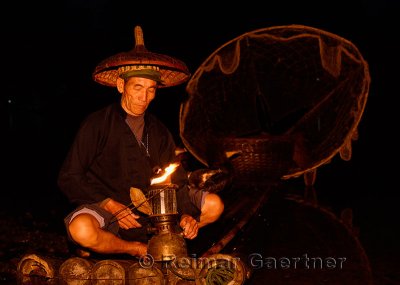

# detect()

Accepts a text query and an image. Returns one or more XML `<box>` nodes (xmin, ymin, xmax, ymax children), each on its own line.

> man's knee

<box><xmin>68</xmin><ymin>213</ymin><xmax>100</xmax><ymax>247</ymax></box>
<box><xmin>203</xmin><ymin>193</ymin><xmax>224</xmax><ymax>220</ymax></box>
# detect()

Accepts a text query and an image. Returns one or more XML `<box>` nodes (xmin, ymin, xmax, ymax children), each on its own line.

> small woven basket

<box><xmin>223</xmin><ymin>135</ymin><xmax>295</xmax><ymax>185</ymax></box>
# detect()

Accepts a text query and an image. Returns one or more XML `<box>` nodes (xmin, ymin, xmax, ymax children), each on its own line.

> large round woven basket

<box><xmin>180</xmin><ymin>25</ymin><xmax>370</xmax><ymax>185</ymax></box>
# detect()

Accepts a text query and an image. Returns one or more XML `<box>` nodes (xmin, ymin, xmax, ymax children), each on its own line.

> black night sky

<box><xmin>2</xmin><ymin>0</ymin><xmax>399</xmax><ymax>283</ymax></box>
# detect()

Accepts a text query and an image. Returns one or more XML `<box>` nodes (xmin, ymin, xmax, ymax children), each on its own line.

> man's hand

<box><xmin>129</xmin><ymin>241</ymin><xmax>148</xmax><ymax>257</ymax></box>
<box><xmin>102</xmin><ymin>199</ymin><xmax>142</xmax><ymax>230</ymax></box>
<box><xmin>179</xmin><ymin>214</ymin><xmax>199</xmax><ymax>239</ymax></box>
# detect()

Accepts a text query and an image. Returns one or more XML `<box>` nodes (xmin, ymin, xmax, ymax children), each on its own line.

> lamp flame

<box><xmin>150</xmin><ymin>163</ymin><xmax>179</xmax><ymax>185</ymax></box>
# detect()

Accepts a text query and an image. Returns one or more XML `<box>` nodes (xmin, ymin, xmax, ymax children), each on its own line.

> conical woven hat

<box><xmin>92</xmin><ymin>26</ymin><xmax>190</xmax><ymax>88</ymax></box>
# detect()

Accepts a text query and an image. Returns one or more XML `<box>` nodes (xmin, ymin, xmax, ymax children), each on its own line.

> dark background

<box><xmin>2</xmin><ymin>0</ymin><xmax>399</xmax><ymax>283</ymax></box>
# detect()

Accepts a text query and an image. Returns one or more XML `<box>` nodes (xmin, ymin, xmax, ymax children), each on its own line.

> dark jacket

<box><xmin>58</xmin><ymin>102</ymin><xmax>199</xmax><ymax>218</ymax></box>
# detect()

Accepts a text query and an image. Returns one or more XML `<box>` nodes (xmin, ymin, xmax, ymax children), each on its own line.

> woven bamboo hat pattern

<box><xmin>92</xmin><ymin>26</ymin><xmax>191</xmax><ymax>88</ymax></box>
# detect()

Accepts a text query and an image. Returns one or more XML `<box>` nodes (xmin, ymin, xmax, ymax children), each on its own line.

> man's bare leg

<box><xmin>68</xmin><ymin>213</ymin><xmax>147</xmax><ymax>257</ymax></box>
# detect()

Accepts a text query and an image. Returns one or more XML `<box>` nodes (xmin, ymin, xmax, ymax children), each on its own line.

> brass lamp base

<box><xmin>148</xmin><ymin>231</ymin><xmax>187</xmax><ymax>262</ymax></box>
<box><xmin>147</xmin><ymin>214</ymin><xmax>188</xmax><ymax>262</ymax></box>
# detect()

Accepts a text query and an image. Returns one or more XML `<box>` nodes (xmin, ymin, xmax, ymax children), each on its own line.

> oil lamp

<box><xmin>147</xmin><ymin>163</ymin><xmax>188</xmax><ymax>262</ymax></box>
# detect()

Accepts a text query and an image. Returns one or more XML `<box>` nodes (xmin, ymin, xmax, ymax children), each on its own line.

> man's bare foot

<box><xmin>75</xmin><ymin>248</ymin><xmax>91</xmax><ymax>258</ymax></box>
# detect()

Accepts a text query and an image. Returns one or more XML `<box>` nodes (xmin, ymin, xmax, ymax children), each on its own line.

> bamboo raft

<box><xmin>15</xmin><ymin>183</ymin><xmax>373</xmax><ymax>285</ymax></box>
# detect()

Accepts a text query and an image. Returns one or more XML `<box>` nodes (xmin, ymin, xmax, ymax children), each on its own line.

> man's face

<box><xmin>118</xmin><ymin>76</ymin><xmax>158</xmax><ymax>116</ymax></box>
